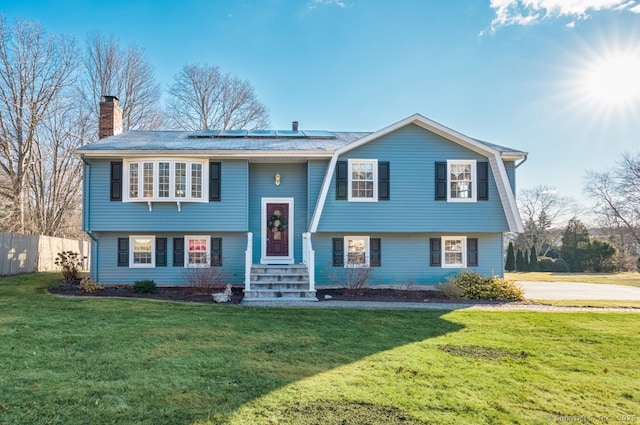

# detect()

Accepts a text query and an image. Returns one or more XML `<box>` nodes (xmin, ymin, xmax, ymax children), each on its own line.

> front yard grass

<box><xmin>1</xmin><ymin>273</ymin><xmax>638</xmax><ymax>424</ymax></box>
<box><xmin>506</xmin><ymin>271</ymin><xmax>640</xmax><ymax>287</ymax></box>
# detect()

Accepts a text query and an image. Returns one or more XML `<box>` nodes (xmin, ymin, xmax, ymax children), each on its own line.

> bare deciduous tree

<box><xmin>28</xmin><ymin>99</ymin><xmax>88</xmax><ymax>237</ymax></box>
<box><xmin>585</xmin><ymin>153</ymin><xmax>640</xmax><ymax>248</ymax></box>
<box><xmin>166</xmin><ymin>63</ymin><xmax>269</xmax><ymax>131</ymax></box>
<box><xmin>81</xmin><ymin>32</ymin><xmax>163</xmax><ymax>135</ymax></box>
<box><xmin>515</xmin><ymin>185</ymin><xmax>576</xmax><ymax>256</ymax></box>
<box><xmin>0</xmin><ymin>17</ymin><xmax>78</xmax><ymax>233</ymax></box>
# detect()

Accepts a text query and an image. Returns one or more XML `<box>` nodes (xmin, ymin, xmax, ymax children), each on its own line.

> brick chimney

<box><xmin>99</xmin><ymin>95</ymin><xmax>123</xmax><ymax>139</ymax></box>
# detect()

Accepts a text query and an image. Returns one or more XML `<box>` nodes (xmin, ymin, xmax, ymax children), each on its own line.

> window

<box><xmin>129</xmin><ymin>236</ymin><xmax>155</xmax><ymax>268</ymax></box>
<box><xmin>345</xmin><ymin>236</ymin><xmax>370</xmax><ymax>267</ymax></box>
<box><xmin>123</xmin><ymin>159</ymin><xmax>208</xmax><ymax>203</ymax></box>
<box><xmin>447</xmin><ymin>160</ymin><xmax>476</xmax><ymax>202</ymax></box>
<box><xmin>430</xmin><ymin>237</ymin><xmax>478</xmax><ymax>268</ymax></box>
<box><xmin>348</xmin><ymin>159</ymin><xmax>378</xmax><ymax>202</ymax></box>
<box><xmin>442</xmin><ymin>236</ymin><xmax>466</xmax><ymax>268</ymax></box>
<box><xmin>185</xmin><ymin>235</ymin><xmax>210</xmax><ymax>268</ymax></box>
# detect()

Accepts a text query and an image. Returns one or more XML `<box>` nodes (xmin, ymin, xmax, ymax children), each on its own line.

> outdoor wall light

<box><xmin>274</xmin><ymin>172</ymin><xmax>281</xmax><ymax>186</ymax></box>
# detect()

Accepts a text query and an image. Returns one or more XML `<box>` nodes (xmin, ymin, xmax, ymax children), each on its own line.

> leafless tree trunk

<box><xmin>80</xmin><ymin>32</ymin><xmax>163</xmax><ymax>137</ymax></box>
<box><xmin>0</xmin><ymin>17</ymin><xmax>78</xmax><ymax>233</ymax></box>
<box><xmin>27</xmin><ymin>99</ymin><xmax>87</xmax><ymax>237</ymax></box>
<box><xmin>166</xmin><ymin>63</ymin><xmax>270</xmax><ymax>131</ymax></box>
<box><xmin>585</xmin><ymin>154</ymin><xmax>640</xmax><ymax>247</ymax></box>
<box><xmin>515</xmin><ymin>185</ymin><xmax>577</xmax><ymax>256</ymax></box>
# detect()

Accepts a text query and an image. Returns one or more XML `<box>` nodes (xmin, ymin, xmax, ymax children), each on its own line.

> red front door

<box><xmin>266</xmin><ymin>203</ymin><xmax>289</xmax><ymax>257</ymax></box>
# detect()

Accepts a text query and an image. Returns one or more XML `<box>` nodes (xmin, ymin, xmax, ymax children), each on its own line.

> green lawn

<box><xmin>505</xmin><ymin>271</ymin><xmax>640</xmax><ymax>287</ymax></box>
<box><xmin>1</xmin><ymin>273</ymin><xmax>639</xmax><ymax>424</ymax></box>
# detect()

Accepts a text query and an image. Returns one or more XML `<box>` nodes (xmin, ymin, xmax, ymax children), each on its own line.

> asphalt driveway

<box><xmin>517</xmin><ymin>281</ymin><xmax>640</xmax><ymax>300</ymax></box>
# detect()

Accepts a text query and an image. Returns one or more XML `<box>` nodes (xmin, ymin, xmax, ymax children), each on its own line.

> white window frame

<box><xmin>348</xmin><ymin>159</ymin><xmax>378</xmax><ymax>202</ymax></box>
<box><xmin>442</xmin><ymin>236</ymin><xmax>467</xmax><ymax>268</ymax></box>
<box><xmin>129</xmin><ymin>235</ymin><xmax>155</xmax><ymax>268</ymax></box>
<box><xmin>447</xmin><ymin>160</ymin><xmax>476</xmax><ymax>203</ymax></box>
<box><xmin>184</xmin><ymin>235</ymin><xmax>210</xmax><ymax>268</ymax></box>
<box><xmin>344</xmin><ymin>236</ymin><xmax>370</xmax><ymax>268</ymax></box>
<box><xmin>123</xmin><ymin>158</ymin><xmax>209</xmax><ymax>203</ymax></box>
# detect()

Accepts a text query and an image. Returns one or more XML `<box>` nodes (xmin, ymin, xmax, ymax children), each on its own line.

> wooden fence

<box><xmin>0</xmin><ymin>232</ymin><xmax>90</xmax><ymax>276</ymax></box>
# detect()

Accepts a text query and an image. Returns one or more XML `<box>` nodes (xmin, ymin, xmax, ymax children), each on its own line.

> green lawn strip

<box><xmin>1</xmin><ymin>274</ymin><xmax>638</xmax><ymax>424</ymax></box>
<box><xmin>505</xmin><ymin>272</ymin><xmax>640</xmax><ymax>287</ymax></box>
<box><xmin>533</xmin><ymin>299</ymin><xmax>640</xmax><ymax>308</ymax></box>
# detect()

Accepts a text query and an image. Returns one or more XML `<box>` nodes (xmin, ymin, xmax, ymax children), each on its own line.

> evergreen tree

<box><xmin>505</xmin><ymin>241</ymin><xmax>516</xmax><ymax>271</ymax></box>
<box><xmin>516</xmin><ymin>249</ymin><xmax>524</xmax><ymax>271</ymax></box>
<box><xmin>523</xmin><ymin>249</ymin><xmax>530</xmax><ymax>271</ymax></box>
<box><xmin>561</xmin><ymin>217</ymin><xmax>590</xmax><ymax>272</ymax></box>
<box><xmin>529</xmin><ymin>245</ymin><xmax>539</xmax><ymax>271</ymax></box>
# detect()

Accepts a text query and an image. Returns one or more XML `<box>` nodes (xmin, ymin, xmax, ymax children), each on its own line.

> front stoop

<box><xmin>242</xmin><ymin>264</ymin><xmax>318</xmax><ymax>303</ymax></box>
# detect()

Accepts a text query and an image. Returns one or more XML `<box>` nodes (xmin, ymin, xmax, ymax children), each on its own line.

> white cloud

<box><xmin>308</xmin><ymin>0</ymin><xmax>347</xmax><ymax>10</ymax></box>
<box><xmin>566</xmin><ymin>21</ymin><xmax>577</xmax><ymax>27</ymax></box>
<box><xmin>489</xmin><ymin>0</ymin><xmax>639</xmax><ymax>31</ymax></box>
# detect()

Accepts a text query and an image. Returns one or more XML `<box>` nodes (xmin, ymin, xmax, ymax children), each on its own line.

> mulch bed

<box><xmin>49</xmin><ymin>281</ymin><xmax>496</xmax><ymax>305</ymax></box>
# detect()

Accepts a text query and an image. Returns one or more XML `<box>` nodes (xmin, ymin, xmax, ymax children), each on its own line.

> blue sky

<box><xmin>3</xmin><ymin>0</ymin><xmax>640</xmax><ymax>208</ymax></box>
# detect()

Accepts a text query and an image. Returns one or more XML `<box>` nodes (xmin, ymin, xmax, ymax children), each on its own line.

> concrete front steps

<box><xmin>242</xmin><ymin>264</ymin><xmax>318</xmax><ymax>303</ymax></box>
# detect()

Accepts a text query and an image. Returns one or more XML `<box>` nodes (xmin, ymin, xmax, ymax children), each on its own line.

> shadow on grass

<box><xmin>0</xmin><ymin>273</ymin><xmax>464</xmax><ymax>424</ymax></box>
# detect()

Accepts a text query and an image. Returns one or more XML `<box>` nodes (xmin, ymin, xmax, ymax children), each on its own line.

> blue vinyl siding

<box><xmin>86</xmin><ymin>159</ymin><xmax>248</xmax><ymax>232</ymax></box>
<box><xmin>90</xmin><ymin>231</ymin><xmax>246</xmax><ymax>285</ymax></box>
<box><xmin>312</xmin><ymin>232</ymin><xmax>504</xmax><ymax>285</ymax></box>
<box><xmin>318</xmin><ymin>124</ymin><xmax>510</xmax><ymax>233</ymax></box>
<box><xmin>505</xmin><ymin>161</ymin><xmax>516</xmax><ymax>194</ymax></box>
<box><xmin>248</xmin><ymin>163</ymin><xmax>308</xmax><ymax>263</ymax></box>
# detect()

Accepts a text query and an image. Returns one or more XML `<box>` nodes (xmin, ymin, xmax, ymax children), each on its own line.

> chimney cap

<box><xmin>292</xmin><ymin>121</ymin><xmax>299</xmax><ymax>131</ymax></box>
<box><xmin>101</xmin><ymin>95</ymin><xmax>119</xmax><ymax>103</ymax></box>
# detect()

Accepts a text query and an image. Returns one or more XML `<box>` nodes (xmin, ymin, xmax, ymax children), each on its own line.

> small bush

<box><xmin>183</xmin><ymin>266</ymin><xmax>226</xmax><ymax>294</ymax></box>
<box><xmin>538</xmin><ymin>257</ymin><xmax>570</xmax><ymax>272</ymax></box>
<box><xmin>55</xmin><ymin>251</ymin><xmax>87</xmax><ymax>282</ymax></box>
<box><xmin>133</xmin><ymin>279</ymin><xmax>157</xmax><ymax>294</ymax></box>
<box><xmin>435</xmin><ymin>281</ymin><xmax>464</xmax><ymax>299</ymax></box>
<box><xmin>323</xmin><ymin>264</ymin><xmax>373</xmax><ymax>295</ymax></box>
<box><xmin>441</xmin><ymin>270</ymin><xmax>524</xmax><ymax>301</ymax></box>
<box><xmin>79</xmin><ymin>277</ymin><xmax>103</xmax><ymax>293</ymax></box>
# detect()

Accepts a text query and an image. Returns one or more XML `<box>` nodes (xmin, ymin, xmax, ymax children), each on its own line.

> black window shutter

<box><xmin>430</xmin><ymin>237</ymin><xmax>442</xmax><ymax>266</ymax></box>
<box><xmin>110</xmin><ymin>161</ymin><xmax>122</xmax><ymax>201</ymax></box>
<box><xmin>117</xmin><ymin>237</ymin><xmax>128</xmax><ymax>267</ymax></box>
<box><xmin>173</xmin><ymin>237</ymin><xmax>184</xmax><ymax>267</ymax></box>
<box><xmin>378</xmin><ymin>162</ymin><xmax>390</xmax><ymax>200</ymax></box>
<box><xmin>211</xmin><ymin>237</ymin><xmax>222</xmax><ymax>266</ymax></box>
<box><xmin>467</xmin><ymin>238</ymin><xmax>478</xmax><ymax>267</ymax></box>
<box><xmin>435</xmin><ymin>162</ymin><xmax>447</xmax><ymax>201</ymax></box>
<box><xmin>332</xmin><ymin>238</ymin><xmax>344</xmax><ymax>266</ymax></box>
<box><xmin>370</xmin><ymin>238</ymin><xmax>381</xmax><ymax>267</ymax></box>
<box><xmin>477</xmin><ymin>162</ymin><xmax>489</xmax><ymax>201</ymax></box>
<box><xmin>209</xmin><ymin>162</ymin><xmax>221</xmax><ymax>201</ymax></box>
<box><xmin>336</xmin><ymin>161</ymin><xmax>348</xmax><ymax>200</ymax></box>
<box><xmin>156</xmin><ymin>238</ymin><xmax>167</xmax><ymax>267</ymax></box>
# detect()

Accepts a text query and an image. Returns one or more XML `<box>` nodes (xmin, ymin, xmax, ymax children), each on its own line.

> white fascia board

<box><xmin>76</xmin><ymin>150</ymin><xmax>335</xmax><ymax>159</ymax></box>
<box><xmin>309</xmin><ymin>154</ymin><xmax>338</xmax><ymax>232</ymax></box>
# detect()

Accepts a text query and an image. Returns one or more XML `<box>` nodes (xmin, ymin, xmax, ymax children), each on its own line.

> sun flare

<box><xmin>582</xmin><ymin>52</ymin><xmax>640</xmax><ymax>106</ymax></box>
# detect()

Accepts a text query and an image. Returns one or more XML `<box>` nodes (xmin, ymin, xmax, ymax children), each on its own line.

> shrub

<box><xmin>537</xmin><ymin>257</ymin><xmax>570</xmax><ymax>272</ymax></box>
<box><xmin>441</xmin><ymin>270</ymin><xmax>524</xmax><ymax>301</ymax></box>
<box><xmin>133</xmin><ymin>279</ymin><xmax>157</xmax><ymax>294</ymax></box>
<box><xmin>54</xmin><ymin>251</ymin><xmax>87</xmax><ymax>282</ymax></box>
<box><xmin>323</xmin><ymin>264</ymin><xmax>373</xmax><ymax>295</ymax></box>
<box><xmin>183</xmin><ymin>266</ymin><xmax>226</xmax><ymax>294</ymax></box>
<box><xmin>79</xmin><ymin>277</ymin><xmax>103</xmax><ymax>293</ymax></box>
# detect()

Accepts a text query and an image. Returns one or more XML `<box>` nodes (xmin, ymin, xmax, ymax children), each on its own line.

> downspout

<box><xmin>515</xmin><ymin>154</ymin><xmax>528</xmax><ymax>168</ymax></box>
<box><xmin>80</xmin><ymin>154</ymin><xmax>98</xmax><ymax>281</ymax></box>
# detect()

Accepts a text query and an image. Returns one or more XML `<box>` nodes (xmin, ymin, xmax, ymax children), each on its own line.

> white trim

<box><xmin>442</xmin><ymin>236</ymin><xmax>467</xmax><ymax>268</ymax></box>
<box><xmin>310</xmin><ymin>113</ymin><xmax>525</xmax><ymax>233</ymax></box>
<box><xmin>129</xmin><ymin>235</ymin><xmax>155</xmax><ymax>268</ymax></box>
<box><xmin>347</xmin><ymin>159</ymin><xmax>378</xmax><ymax>202</ymax></box>
<box><xmin>447</xmin><ymin>160</ymin><xmax>477</xmax><ymax>203</ymax></box>
<box><xmin>184</xmin><ymin>235</ymin><xmax>211</xmax><ymax>268</ymax></box>
<box><xmin>123</xmin><ymin>158</ymin><xmax>209</xmax><ymax>204</ymax></box>
<box><xmin>260</xmin><ymin>197</ymin><xmax>294</xmax><ymax>265</ymax></box>
<box><xmin>344</xmin><ymin>235</ymin><xmax>370</xmax><ymax>268</ymax></box>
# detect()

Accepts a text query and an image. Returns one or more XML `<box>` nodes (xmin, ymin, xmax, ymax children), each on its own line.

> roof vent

<box><xmin>292</xmin><ymin>121</ymin><xmax>299</xmax><ymax>131</ymax></box>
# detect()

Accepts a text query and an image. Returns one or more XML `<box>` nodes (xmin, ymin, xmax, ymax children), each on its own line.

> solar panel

<box><xmin>275</xmin><ymin>130</ymin><xmax>305</xmax><ymax>137</ymax></box>
<box><xmin>248</xmin><ymin>130</ymin><xmax>277</xmax><ymax>137</ymax></box>
<box><xmin>302</xmin><ymin>130</ymin><xmax>335</xmax><ymax>139</ymax></box>
<box><xmin>188</xmin><ymin>130</ymin><xmax>220</xmax><ymax>138</ymax></box>
<box><xmin>218</xmin><ymin>130</ymin><xmax>248</xmax><ymax>137</ymax></box>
